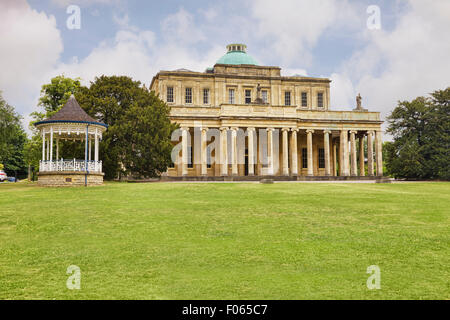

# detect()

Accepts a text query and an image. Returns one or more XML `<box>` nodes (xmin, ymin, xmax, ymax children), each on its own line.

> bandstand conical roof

<box><xmin>35</xmin><ymin>95</ymin><xmax>107</xmax><ymax>127</ymax></box>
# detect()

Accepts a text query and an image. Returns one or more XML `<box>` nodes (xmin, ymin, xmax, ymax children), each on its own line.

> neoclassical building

<box><xmin>150</xmin><ymin>44</ymin><xmax>383</xmax><ymax>179</ymax></box>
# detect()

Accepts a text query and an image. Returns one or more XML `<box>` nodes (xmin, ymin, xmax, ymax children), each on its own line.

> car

<box><xmin>0</xmin><ymin>170</ymin><xmax>7</xmax><ymax>182</ymax></box>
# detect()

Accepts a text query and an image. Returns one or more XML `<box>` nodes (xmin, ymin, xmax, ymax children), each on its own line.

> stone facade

<box><xmin>150</xmin><ymin>45</ymin><xmax>383</xmax><ymax>178</ymax></box>
<box><xmin>37</xmin><ymin>172</ymin><xmax>104</xmax><ymax>187</ymax></box>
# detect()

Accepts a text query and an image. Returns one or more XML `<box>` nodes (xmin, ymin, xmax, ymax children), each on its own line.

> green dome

<box><xmin>216</xmin><ymin>44</ymin><xmax>258</xmax><ymax>66</ymax></box>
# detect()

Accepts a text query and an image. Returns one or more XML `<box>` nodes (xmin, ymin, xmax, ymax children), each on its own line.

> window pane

<box><xmin>167</xmin><ymin>87</ymin><xmax>174</xmax><ymax>103</ymax></box>
<box><xmin>185</xmin><ymin>88</ymin><xmax>192</xmax><ymax>104</ymax></box>
<box><xmin>229</xmin><ymin>89</ymin><xmax>235</xmax><ymax>104</ymax></box>
<box><xmin>285</xmin><ymin>91</ymin><xmax>291</xmax><ymax>106</ymax></box>
<box><xmin>302</xmin><ymin>148</ymin><xmax>307</xmax><ymax>168</ymax></box>
<box><xmin>245</xmin><ymin>89</ymin><xmax>251</xmax><ymax>104</ymax></box>
<box><xmin>318</xmin><ymin>92</ymin><xmax>323</xmax><ymax>108</ymax></box>
<box><xmin>262</xmin><ymin>90</ymin><xmax>268</xmax><ymax>103</ymax></box>
<box><xmin>319</xmin><ymin>148</ymin><xmax>325</xmax><ymax>168</ymax></box>
<box><xmin>301</xmin><ymin>92</ymin><xmax>307</xmax><ymax>107</ymax></box>
<box><xmin>203</xmin><ymin>88</ymin><xmax>209</xmax><ymax>104</ymax></box>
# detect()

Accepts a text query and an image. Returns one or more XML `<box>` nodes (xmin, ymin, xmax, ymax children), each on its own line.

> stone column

<box><xmin>42</xmin><ymin>131</ymin><xmax>45</xmax><ymax>161</ymax></box>
<box><xmin>367</xmin><ymin>130</ymin><xmax>374</xmax><ymax>176</ymax></box>
<box><xmin>350</xmin><ymin>130</ymin><xmax>357</xmax><ymax>176</ymax></box>
<box><xmin>247</xmin><ymin>127</ymin><xmax>255</xmax><ymax>176</ymax></box>
<box><xmin>231</xmin><ymin>127</ymin><xmax>238</xmax><ymax>175</ymax></box>
<box><xmin>267</xmin><ymin>128</ymin><xmax>274</xmax><ymax>175</ymax></box>
<box><xmin>281</xmin><ymin>128</ymin><xmax>289</xmax><ymax>176</ymax></box>
<box><xmin>340</xmin><ymin>130</ymin><xmax>349</xmax><ymax>176</ymax></box>
<box><xmin>290</xmin><ymin>128</ymin><xmax>298</xmax><ymax>176</ymax></box>
<box><xmin>323</xmin><ymin>129</ymin><xmax>331</xmax><ymax>176</ymax></box>
<box><xmin>359</xmin><ymin>135</ymin><xmax>365</xmax><ymax>176</ymax></box>
<box><xmin>333</xmin><ymin>139</ymin><xmax>337</xmax><ymax>176</ymax></box>
<box><xmin>201</xmin><ymin>127</ymin><xmax>208</xmax><ymax>176</ymax></box>
<box><xmin>375</xmin><ymin>130</ymin><xmax>383</xmax><ymax>176</ymax></box>
<box><xmin>56</xmin><ymin>138</ymin><xmax>59</xmax><ymax>160</ymax></box>
<box><xmin>181</xmin><ymin>126</ymin><xmax>188</xmax><ymax>176</ymax></box>
<box><xmin>220</xmin><ymin>127</ymin><xmax>228</xmax><ymax>176</ymax></box>
<box><xmin>306</xmin><ymin>129</ymin><xmax>314</xmax><ymax>176</ymax></box>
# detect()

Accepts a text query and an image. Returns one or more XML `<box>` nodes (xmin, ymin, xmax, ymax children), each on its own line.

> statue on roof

<box><xmin>354</xmin><ymin>93</ymin><xmax>367</xmax><ymax>111</ymax></box>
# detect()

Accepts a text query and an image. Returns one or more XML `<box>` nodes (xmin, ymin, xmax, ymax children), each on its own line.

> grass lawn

<box><xmin>0</xmin><ymin>181</ymin><xmax>449</xmax><ymax>300</ymax></box>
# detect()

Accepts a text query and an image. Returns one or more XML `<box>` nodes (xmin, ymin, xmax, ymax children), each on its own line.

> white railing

<box><xmin>39</xmin><ymin>159</ymin><xmax>102</xmax><ymax>173</ymax></box>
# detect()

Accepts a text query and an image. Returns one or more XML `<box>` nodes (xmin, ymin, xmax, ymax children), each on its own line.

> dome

<box><xmin>216</xmin><ymin>43</ymin><xmax>258</xmax><ymax>66</ymax></box>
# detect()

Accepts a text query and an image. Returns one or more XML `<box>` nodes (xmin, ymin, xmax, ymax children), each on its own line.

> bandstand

<box><xmin>34</xmin><ymin>95</ymin><xmax>108</xmax><ymax>186</ymax></box>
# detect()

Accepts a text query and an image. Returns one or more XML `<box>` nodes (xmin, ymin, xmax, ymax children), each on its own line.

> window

<box><xmin>285</xmin><ymin>91</ymin><xmax>291</xmax><ymax>106</ymax></box>
<box><xmin>167</xmin><ymin>87</ymin><xmax>174</xmax><ymax>103</ymax></box>
<box><xmin>185</xmin><ymin>87</ymin><xmax>192</xmax><ymax>104</ymax></box>
<box><xmin>317</xmin><ymin>92</ymin><xmax>324</xmax><ymax>108</ymax></box>
<box><xmin>302</xmin><ymin>148</ymin><xmax>308</xmax><ymax>168</ymax></box>
<box><xmin>262</xmin><ymin>90</ymin><xmax>268</xmax><ymax>103</ymax></box>
<box><xmin>245</xmin><ymin>89</ymin><xmax>252</xmax><ymax>104</ymax></box>
<box><xmin>301</xmin><ymin>92</ymin><xmax>307</xmax><ymax>107</ymax></box>
<box><xmin>203</xmin><ymin>88</ymin><xmax>209</xmax><ymax>105</ymax></box>
<box><xmin>229</xmin><ymin>89</ymin><xmax>235</xmax><ymax>104</ymax></box>
<box><xmin>188</xmin><ymin>146</ymin><xmax>193</xmax><ymax>168</ymax></box>
<box><xmin>318</xmin><ymin>148</ymin><xmax>325</xmax><ymax>168</ymax></box>
<box><xmin>207</xmin><ymin>145</ymin><xmax>212</xmax><ymax>168</ymax></box>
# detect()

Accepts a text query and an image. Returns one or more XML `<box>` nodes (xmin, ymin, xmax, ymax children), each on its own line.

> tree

<box><xmin>31</xmin><ymin>75</ymin><xmax>81</xmax><ymax>123</ymax></box>
<box><xmin>385</xmin><ymin>87</ymin><xmax>450</xmax><ymax>180</ymax></box>
<box><xmin>0</xmin><ymin>92</ymin><xmax>27</xmax><ymax>178</ymax></box>
<box><xmin>75</xmin><ymin>75</ymin><xmax>177</xmax><ymax>179</ymax></box>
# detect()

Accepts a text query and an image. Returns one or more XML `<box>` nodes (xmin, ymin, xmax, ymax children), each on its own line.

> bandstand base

<box><xmin>37</xmin><ymin>171</ymin><xmax>104</xmax><ymax>187</ymax></box>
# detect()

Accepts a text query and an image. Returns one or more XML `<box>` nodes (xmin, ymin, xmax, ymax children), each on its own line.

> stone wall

<box><xmin>38</xmin><ymin>172</ymin><xmax>104</xmax><ymax>187</ymax></box>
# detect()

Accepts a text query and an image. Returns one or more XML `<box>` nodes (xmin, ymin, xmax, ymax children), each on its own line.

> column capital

<box><xmin>201</xmin><ymin>127</ymin><xmax>208</xmax><ymax>132</ymax></box>
<box><xmin>349</xmin><ymin>130</ymin><xmax>358</xmax><ymax>134</ymax></box>
<box><xmin>180</xmin><ymin>126</ymin><xmax>189</xmax><ymax>131</ymax></box>
<box><xmin>323</xmin><ymin>129</ymin><xmax>332</xmax><ymax>134</ymax></box>
<box><xmin>367</xmin><ymin>130</ymin><xmax>375</xmax><ymax>135</ymax></box>
<box><xmin>291</xmin><ymin>128</ymin><xmax>299</xmax><ymax>132</ymax></box>
<box><xmin>281</xmin><ymin>128</ymin><xmax>290</xmax><ymax>132</ymax></box>
<box><xmin>230</xmin><ymin>127</ymin><xmax>239</xmax><ymax>131</ymax></box>
<box><xmin>246</xmin><ymin>127</ymin><xmax>256</xmax><ymax>132</ymax></box>
<box><xmin>266</xmin><ymin>127</ymin><xmax>275</xmax><ymax>132</ymax></box>
<box><xmin>219</xmin><ymin>126</ymin><xmax>229</xmax><ymax>132</ymax></box>
<box><xmin>306</xmin><ymin>129</ymin><xmax>314</xmax><ymax>134</ymax></box>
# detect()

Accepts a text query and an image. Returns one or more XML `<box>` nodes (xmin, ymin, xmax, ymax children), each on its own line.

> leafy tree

<box><xmin>76</xmin><ymin>75</ymin><xmax>177</xmax><ymax>179</ymax></box>
<box><xmin>0</xmin><ymin>92</ymin><xmax>27</xmax><ymax>178</ymax></box>
<box><xmin>31</xmin><ymin>75</ymin><xmax>81</xmax><ymax>123</ymax></box>
<box><xmin>385</xmin><ymin>87</ymin><xmax>450</xmax><ymax>180</ymax></box>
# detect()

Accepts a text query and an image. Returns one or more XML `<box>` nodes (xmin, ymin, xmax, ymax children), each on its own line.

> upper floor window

<box><xmin>167</xmin><ymin>87</ymin><xmax>174</xmax><ymax>103</ymax></box>
<box><xmin>318</xmin><ymin>148</ymin><xmax>325</xmax><ymax>168</ymax></box>
<box><xmin>301</xmin><ymin>92</ymin><xmax>307</xmax><ymax>107</ymax></box>
<box><xmin>285</xmin><ymin>91</ymin><xmax>291</xmax><ymax>106</ymax></box>
<box><xmin>203</xmin><ymin>88</ymin><xmax>210</xmax><ymax>105</ymax></box>
<box><xmin>317</xmin><ymin>92</ymin><xmax>324</xmax><ymax>108</ymax></box>
<box><xmin>262</xmin><ymin>90</ymin><xmax>268</xmax><ymax>103</ymax></box>
<box><xmin>229</xmin><ymin>89</ymin><xmax>235</xmax><ymax>104</ymax></box>
<box><xmin>245</xmin><ymin>89</ymin><xmax>252</xmax><ymax>104</ymax></box>
<box><xmin>185</xmin><ymin>87</ymin><xmax>192</xmax><ymax>104</ymax></box>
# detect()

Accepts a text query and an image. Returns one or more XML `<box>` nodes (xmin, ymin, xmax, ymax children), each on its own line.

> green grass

<box><xmin>0</xmin><ymin>181</ymin><xmax>449</xmax><ymax>300</ymax></box>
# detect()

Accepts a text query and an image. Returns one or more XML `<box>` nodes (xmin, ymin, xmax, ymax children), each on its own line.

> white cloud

<box><xmin>247</xmin><ymin>0</ymin><xmax>360</xmax><ymax>66</ymax></box>
<box><xmin>50</xmin><ymin>0</ymin><xmax>120</xmax><ymax>7</ymax></box>
<box><xmin>341</xmin><ymin>0</ymin><xmax>450</xmax><ymax>120</ymax></box>
<box><xmin>0</xmin><ymin>0</ymin><xmax>63</xmax><ymax>120</ymax></box>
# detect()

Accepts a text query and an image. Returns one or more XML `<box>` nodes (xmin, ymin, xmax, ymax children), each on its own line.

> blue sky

<box><xmin>1</xmin><ymin>0</ymin><xmax>449</xmax><ymax>133</ymax></box>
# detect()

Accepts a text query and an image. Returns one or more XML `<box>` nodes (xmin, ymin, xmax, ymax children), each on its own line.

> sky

<box><xmin>0</xmin><ymin>0</ymin><xmax>449</xmax><ymax>135</ymax></box>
